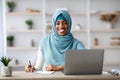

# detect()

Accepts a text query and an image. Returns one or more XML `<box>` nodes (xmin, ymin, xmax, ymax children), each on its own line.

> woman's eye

<box><xmin>56</xmin><ymin>22</ymin><xmax>59</xmax><ymax>25</ymax></box>
<box><xmin>64</xmin><ymin>22</ymin><xmax>67</xmax><ymax>24</ymax></box>
<box><xmin>56</xmin><ymin>21</ymin><xmax>67</xmax><ymax>25</ymax></box>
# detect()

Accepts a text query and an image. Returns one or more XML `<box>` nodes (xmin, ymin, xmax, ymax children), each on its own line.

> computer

<box><xmin>64</xmin><ymin>49</ymin><xmax>104</xmax><ymax>75</ymax></box>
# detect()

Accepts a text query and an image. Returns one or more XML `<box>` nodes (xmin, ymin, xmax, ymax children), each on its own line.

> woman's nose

<box><xmin>59</xmin><ymin>23</ymin><xmax>64</xmax><ymax>27</ymax></box>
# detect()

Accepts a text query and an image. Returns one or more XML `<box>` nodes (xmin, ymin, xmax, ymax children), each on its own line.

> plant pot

<box><xmin>9</xmin><ymin>8</ymin><xmax>14</xmax><ymax>12</ymax></box>
<box><xmin>28</xmin><ymin>25</ymin><xmax>32</xmax><ymax>29</ymax></box>
<box><xmin>1</xmin><ymin>66</ymin><xmax>12</xmax><ymax>77</ymax></box>
<box><xmin>7</xmin><ymin>40</ymin><xmax>14</xmax><ymax>47</ymax></box>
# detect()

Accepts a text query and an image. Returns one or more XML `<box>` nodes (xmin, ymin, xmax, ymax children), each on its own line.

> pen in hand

<box><xmin>28</xmin><ymin>60</ymin><xmax>33</xmax><ymax>72</ymax></box>
<box><xmin>29</xmin><ymin>60</ymin><xmax>32</xmax><ymax>67</ymax></box>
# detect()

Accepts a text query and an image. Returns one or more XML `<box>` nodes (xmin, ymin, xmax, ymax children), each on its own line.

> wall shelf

<box><xmin>10</xmin><ymin>64</ymin><xmax>25</xmax><ymax>68</ymax></box>
<box><xmin>92</xmin><ymin>45</ymin><xmax>120</xmax><ymax>49</ymax></box>
<box><xmin>46</xmin><ymin>12</ymin><xmax>86</xmax><ymax>16</ymax></box>
<box><xmin>7</xmin><ymin>47</ymin><xmax>38</xmax><ymax>50</ymax></box>
<box><xmin>46</xmin><ymin>29</ymin><xmax>87</xmax><ymax>33</ymax></box>
<box><xmin>6</xmin><ymin>12</ymin><xmax>42</xmax><ymax>16</ymax></box>
<box><xmin>46</xmin><ymin>12</ymin><xmax>120</xmax><ymax>16</ymax></box>
<box><xmin>72</xmin><ymin>29</ymin><xmax>87</xmax><ymax>33</ymax></box>
<box><xmin>7</xmin><ymin>30</ymin><xmax>43</xmax><ymax>33</ymax></box>
<box><xmin>90</xmin><ymin>12</ymin><xmax>120</xmax><ymax>16</ymax></box>
<box><xmin>100</xmin><ymin>12</ymin><xmax>120</xmax><ymax>15</ymax></box>
<box><xmin>91</xmin><ymin>29</ymin><xmax>120</xmax><ymax>32</ymax></box>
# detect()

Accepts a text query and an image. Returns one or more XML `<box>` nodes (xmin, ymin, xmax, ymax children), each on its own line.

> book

<box><xmin>35</xmin><ymin>71</ymin><xmax>55</xmax><ymax>74</ymax></box>
<box><xmin>111</xmin><ymin>68</ymin><xmax>120</xmax><ymax>73</ymax></box>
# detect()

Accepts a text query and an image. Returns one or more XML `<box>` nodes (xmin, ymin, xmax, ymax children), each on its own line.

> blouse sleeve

<box><xmin>34</xmin><ymin>49</ymin><xmax>44</xmax><ymax>71</ymax></box>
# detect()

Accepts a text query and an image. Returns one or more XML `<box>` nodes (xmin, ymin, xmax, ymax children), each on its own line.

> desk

<box><xmin>0</xmin><ymin>71</ymin><xmax>120</xmax><ymax>80</ymax></box>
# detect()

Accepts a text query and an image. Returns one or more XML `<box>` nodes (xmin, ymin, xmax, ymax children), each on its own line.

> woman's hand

<box><xmin>24</xmin><ymin>65</ymin><xmax>35</xmax><ymax>72</ymax></box>
<box><xmin>46</xmin><ymin>64</ymin><xmax>64</xmax><ymax>71</ymax></box>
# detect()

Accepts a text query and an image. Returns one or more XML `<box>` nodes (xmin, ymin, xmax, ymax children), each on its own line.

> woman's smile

<box><xmin>58</xmin><ymin>28</ymin><xmax>65</xmax><ymax>33</ymax></box>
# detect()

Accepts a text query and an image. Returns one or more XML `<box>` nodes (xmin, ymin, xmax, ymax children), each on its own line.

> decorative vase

<box><xmin>93</xmin><ymin>38</ymin><xmax>98</xmax><ymax>46</ymax></box>
<box><xmin>76</xmin><ymin>24</ymin><xmax>81</xmax><ymax>30</ymax></box>
<box><xmin>106</xmin><ymin>22</ymin><xmax>112</xmax><ymax>29</ymax></box>
<box><xmin>1</xmin><ymin>66</ymin><xmax>12</xmax><ymax>77</ymax></box>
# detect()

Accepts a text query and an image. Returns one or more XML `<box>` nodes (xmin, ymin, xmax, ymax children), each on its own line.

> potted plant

<box><xmin>25</xmin><ymin>19</ymin><xmax>33</xmax><ymax>29</ymax></box>
<box><xmin>100</xmin><ymin>14</ymin><xmax>118</xmax><ymax>29</ymax></box>
<box><xmin>0</xmin><ymin>56</ymin><xmax>12</xmax><ymax>77</ymax></box>
<box><xmin>7</xmin><ymin>35</ymin><xmax>14</xmax><ymax>47</ymax></box>
<box><xmin>6</xmin><ymin>1</ymin><xmax>16</xmax><ymax>12</ymax></box>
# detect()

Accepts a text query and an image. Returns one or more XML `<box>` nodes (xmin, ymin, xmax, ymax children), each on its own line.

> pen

<box><xmin>29</xmin><ymin>60</ymin><xmax>32</xmax><ymax>67</ymax></box>
<box><xmin>28</xmin><ymin>60</ymin><xmax>33</xmax><ymax>73</ymax></box>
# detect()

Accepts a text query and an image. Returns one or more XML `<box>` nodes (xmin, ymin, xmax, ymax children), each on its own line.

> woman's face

<box><xmin>56</xmin><ymin>20</ymin><xmax>68</xmax><ymax>36</ymax></box>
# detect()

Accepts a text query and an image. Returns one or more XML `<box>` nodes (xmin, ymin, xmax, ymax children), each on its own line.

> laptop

<box><xmin>64</xmin><ymin>49</ymin><xmax>104</xmax><ymax>75</ymax></box>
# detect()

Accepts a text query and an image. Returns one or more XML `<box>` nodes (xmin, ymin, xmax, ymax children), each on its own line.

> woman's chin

<box><xmin>58</xmin><ymin>33</ymin><xmax>65</xmax><ymax>36</ymax></box>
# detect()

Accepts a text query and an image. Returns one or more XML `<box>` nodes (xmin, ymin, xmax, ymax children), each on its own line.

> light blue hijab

<box><xmin>39</xmin><ymin>10</ymin><xmax>85</xmax><ymax>70</ymax></box>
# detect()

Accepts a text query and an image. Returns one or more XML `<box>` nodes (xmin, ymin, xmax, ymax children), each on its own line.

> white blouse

<box><xmin>34</xmin><ymin>50</ymin><xmax>44</xmax><ymax>71</ymax></box>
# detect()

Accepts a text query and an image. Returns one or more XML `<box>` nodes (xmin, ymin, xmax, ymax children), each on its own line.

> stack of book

<box><xmin>110</xmin><ymin>37</ymin><xmax>120</xmax><ymax>46</ymax></box>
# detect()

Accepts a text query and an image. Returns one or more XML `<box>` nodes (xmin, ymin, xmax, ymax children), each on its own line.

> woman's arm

<box><xmin>34</xmin><ymin>49</ymin><xmax>44</xmax><ymax>71</ymax></box>
<box><xmin>46</xmin><ymin>64</ymin><xmax>64</xmax><ymax>71</ymax></box>
<box><xmin>24</xmin><ymin>49</ymin><xmax>44</xmax><ymax>72</ymax></box>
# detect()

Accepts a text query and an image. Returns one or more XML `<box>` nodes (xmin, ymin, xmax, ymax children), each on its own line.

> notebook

<box><xmin>64</xmin><ymin>49</ymin><xmax>104</xmax><ymax>75</ymax></box>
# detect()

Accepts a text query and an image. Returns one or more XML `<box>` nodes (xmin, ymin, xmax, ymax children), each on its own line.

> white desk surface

<box><xmin>0</xmin><ymin>71</ymin><xmax>120</xmax><ymax>80</ymax></box>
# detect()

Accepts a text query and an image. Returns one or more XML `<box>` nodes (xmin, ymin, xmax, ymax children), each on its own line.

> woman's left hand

<box><xmin>46</xmin><ymin>64</ymin><xmax>64</xmax><ymax>71</ymax></box>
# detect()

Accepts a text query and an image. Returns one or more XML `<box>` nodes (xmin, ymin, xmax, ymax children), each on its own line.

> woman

<box><xmin>25</xmin><ymin>10</ymin><xmax>85</xmax><ymax>72</ymax></box>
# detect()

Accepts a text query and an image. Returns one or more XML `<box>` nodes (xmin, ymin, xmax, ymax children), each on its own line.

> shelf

<box><xmin>91</xmin><ymin>12</ymin><xmax>120</xmax><ymax>16</ymax></box>
<box><xmin>7</xmin><ymin>47</ymin><xmax>38</xmax><ymax>50</ymax></box>
<box><xmin>7</xmin><ymin>29</ymin><xmax>120</xmax><ymax>33</ymax></box>
<box><xmin>46</xmin><ymin>29</ymin><xmax>87</xmax><ymax>33</ymax></box>
<box><xmin>10</xmin><ymin>64</ymin><xmax>25</xmax><ymax>68</ymax></box>
<box><xmin>72</xmin><ymin>29</ymin><xmax>87</xmax><ymax>32</ymax></box>
<box><xmin>46</xmin><ymin>12</ymin><xmax>120</xmax><ymax>16</ymax></box>
<box><xmin>7</xmin><ymin>30</ymin><xmax>43</xmax><ymax>33</ymax></box>
<box><xmin>46</xmin><ymin>12</ymin><xmax>86</xmax><ymax>16</ymax></box>
<box><xmin>91</xmin><ymin>29</ymin><xmax>120</xmax><ymax>32</ymax></box>
<box><xmin>92</xmin><ymin>45</ymin><xmax>120</xmax><ymax>49</ymax></box>
<box><xmin>6</xmin><ymin>12</ymin><xmax>42</xmax><ymax>16</ymax></box>
<box><xmin>100</xmin><ymin>12</ymin><xmax>120</xmax><ymax>15</ymax></box>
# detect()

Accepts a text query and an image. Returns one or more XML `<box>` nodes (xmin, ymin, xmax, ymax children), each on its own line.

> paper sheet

<box><xmin>35</xmin><ymin>71</ymin><xmax>54</xmax><ymax>74</ymax></box>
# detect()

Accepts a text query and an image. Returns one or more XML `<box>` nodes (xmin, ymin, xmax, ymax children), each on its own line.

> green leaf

<box><xmin>0</xmin><ymin>56</ymin><xmax>12</xmax><ymax>66</ymax></box>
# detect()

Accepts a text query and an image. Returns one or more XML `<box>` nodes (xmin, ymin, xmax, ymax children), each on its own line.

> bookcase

<box><xmin>2</xmin><ymin>0</ymin><xmax>120</xmax><ymax>69</ymax></box>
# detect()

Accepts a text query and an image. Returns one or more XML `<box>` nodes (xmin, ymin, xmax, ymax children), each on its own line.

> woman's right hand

<box><xmin>24</xmin><ymin>65</ymin><xmax>35</xmax><ymax>72</ymax></box>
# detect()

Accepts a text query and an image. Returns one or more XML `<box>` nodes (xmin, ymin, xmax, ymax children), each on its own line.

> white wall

<box><xmin>0</xmin><ymin>0</ymin><xmax>4</xmax><ymax>66</ymax></box>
